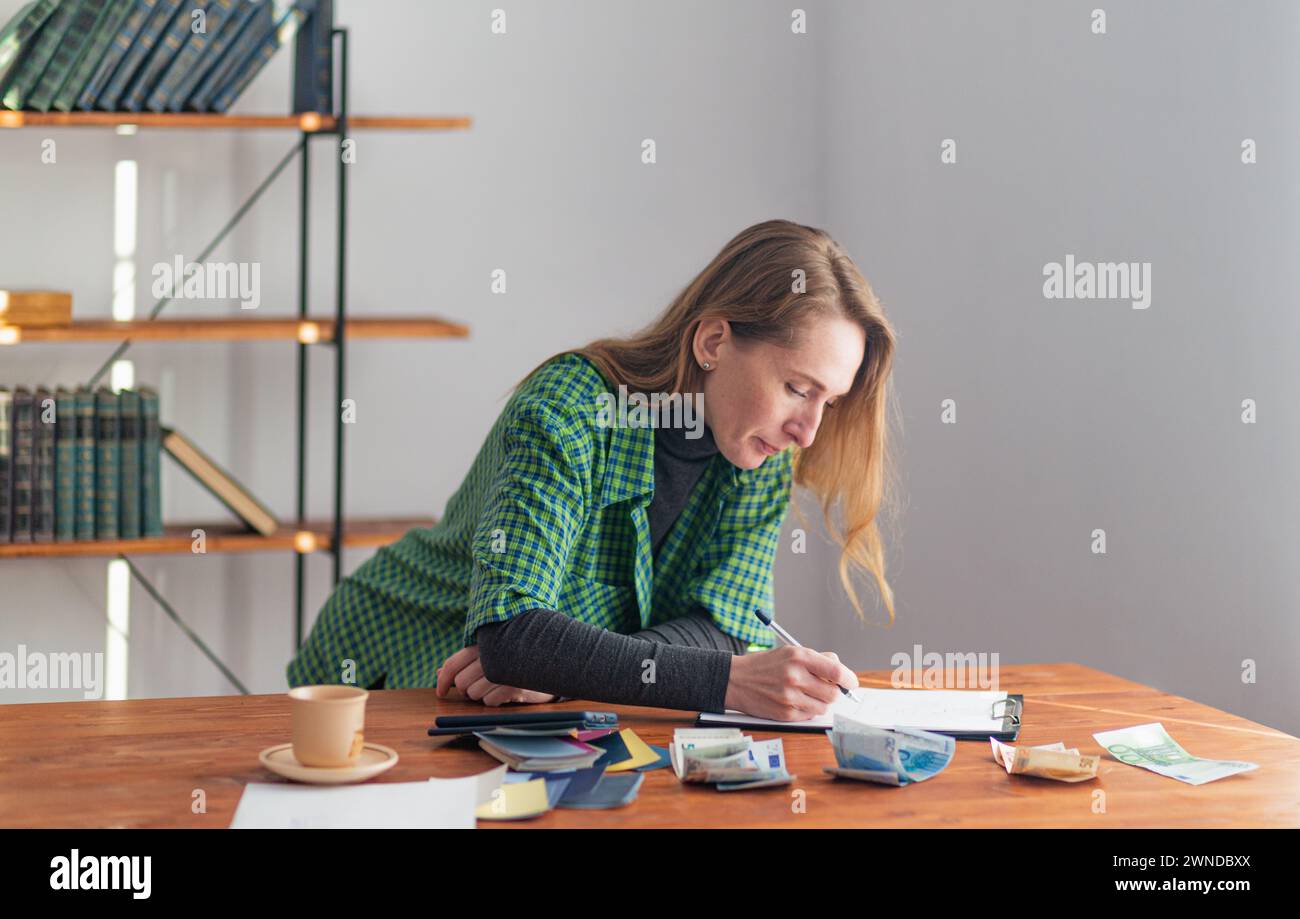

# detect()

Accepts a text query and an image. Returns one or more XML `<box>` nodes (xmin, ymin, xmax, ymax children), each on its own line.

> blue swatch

<box><xmin>559</xmin><ymin>772</ymin><xmax>644</xmax><ymax>810</ymax></box>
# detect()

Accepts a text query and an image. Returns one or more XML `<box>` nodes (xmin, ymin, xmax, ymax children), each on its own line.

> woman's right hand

<box><xmin>723</xmin><ymin>646</ymin><xmax>859</xmax><ymax>721</ymax></box>
<box><xmin>436</xmin><ymin>646</ymin><xmax>558</xmax><ymax>706</ymax></box>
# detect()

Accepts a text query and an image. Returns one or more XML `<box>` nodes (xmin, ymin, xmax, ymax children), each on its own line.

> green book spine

<box><xmin>52</xmin><ymin>0</ymin><xmax>125</xmax><ymax>111</ymax></box>
<box><xmin>291</xmin><ymin>0</ymin><xmax>330</xmax><ymax>113</ymax></box>
<box><xmin>187</xmin><ymin>0</ymin><xmax>269</xmax><ymax>112</ymax></box>
<box><xmin>11</xmin><ymin>387</ymin><xmax>33</xmax><ymax>542</ymax></box>
<box><xmin>211</xmin><ymin>0</ymin><xmax>312</xmax><ymax>113</ymax></box>
<box><xmin>163</xmin><ymin>0</ymin><xmax>242</xmax><ymax>111</ymax></box>
<box><xmin>97</xmin><ymin>0</ymin><xmax>175</xmax><ymax>110</ymax></box>
<box><xmin>32</xmin><ymin>387</ymin><xmax>56</xmax><ymax>542</ymax></box>
<box><xmin>0</xmin><ymin>1</ymin><xmax>61</xmax><ymax>100</ymax></box>
<box><xmin>94</xmin><ymin>386</ymin><xmax>119</xmax><ymax>540</ymax></box>
<box><xmin>74</xmin><ymin>386</ymin><xmax>96</xmax><ymax>540</ymax></box>
<box><xmin>0</xmin><ymin>388</ymin><xmax>12</xmax><ymax>543</ymax></box>
<box><xmin>28</xmin><ymin>0</ymin><xmax>103</xmax><ymax>112</ymax></box>
<box><xmin>2</xmin><ymin>0</ymin><xmax>77</xmax><ymax>110</ymax></box>
<box><xmin>118</xmin><ymin>388</ymin><xmax>141</xmax><ymax>538</ymax></box>
<box><xmin>122</xmin><ymin>0</ymin><xmax>196</xmax><ymax>111</ymax></box>
<box><xmin>148</xmin><ymin>0</ymin><xmax>233</xmax><ymax>112</ymax></box>
<box><xmin>77</xmin><ymin>0</ymin><xmax>156</xmax><ymax>110</ymax></box>
<box><xmin>54</xmin><ymin>386</ymin><xmax>77</xmax><ymax>541</ymax></box>
<box><xmin>139</xmin><ymin>386</ymin><xmax>162</xmax><ymax>537</ymax></box>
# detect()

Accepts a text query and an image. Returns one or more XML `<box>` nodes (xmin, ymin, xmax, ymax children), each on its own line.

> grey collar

<box><xmin>654</xmin><ymin>421</ymin><xmax>718</xmax><ymax>461</ymax></box>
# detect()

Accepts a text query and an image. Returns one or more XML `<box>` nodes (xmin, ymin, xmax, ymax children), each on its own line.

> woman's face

<box><xmin>694</xmin><ymin>313</ymin><xmax>866</xmax><ymax>470</ymax></box>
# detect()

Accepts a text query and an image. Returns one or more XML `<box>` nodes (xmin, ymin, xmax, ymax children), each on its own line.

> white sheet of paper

<box><xmin>698</xmin><ymin>688</ymin><xmax>1010</xmax><ymax>732</ymax></box>
<box><xmin>230</xmin><ymin>765</ymin><xmax>507</xmax><ymax>829</ymax></box>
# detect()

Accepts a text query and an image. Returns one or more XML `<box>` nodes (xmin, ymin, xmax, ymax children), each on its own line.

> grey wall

<box><xmin>812</xmin><ymin>0</ymin><xmax>1299</xmax><ymax>737</ymax></box>
<box><xmin>1</xmin><ymin>1</ymin><xmax>1294</xmax><ymax>737</ymax></box>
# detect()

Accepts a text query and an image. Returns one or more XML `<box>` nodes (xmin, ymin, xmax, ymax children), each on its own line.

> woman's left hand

<box><xmin>435</xmin><ymin>645</ymin><xmax>558</xmax><ymax>706</ymax></box>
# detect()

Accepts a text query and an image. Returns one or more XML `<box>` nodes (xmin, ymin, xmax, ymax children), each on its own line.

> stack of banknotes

<box><xmin>670</xmin><ymin>728</ymin><xmax>794</xmax><ymax>790</ymax></box>
<box><xmin>823</xmin><ymin>714</ymin><xmax>956</xmax><ymax>785</ymax></box>
<box><xmin>990</xmin><ymin>737</ymin><xmax>1099</xmax><ymax>782</ymax></box>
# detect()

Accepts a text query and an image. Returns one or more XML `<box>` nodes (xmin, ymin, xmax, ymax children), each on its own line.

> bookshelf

<box><xmin>1</xmin><ymin>22</ymin><xmax>471</xmax><ymax>692</ymax></box>
<box><xmin>0</xmin><ymin>517</ymin><xmax>437</xmax><ymax>559</ymax></box>
<box><xmin>3</xmin><ymin>316</ymin><xmax>470</xmax><ymax>343</ymax></box>
<box><xmin>0</xmin><ymin>111</ymin><xmax>471</xmax><ymax>131</ymax></box>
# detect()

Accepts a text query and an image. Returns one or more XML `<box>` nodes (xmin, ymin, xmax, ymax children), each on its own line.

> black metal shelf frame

<box><xmin>72</xmin><ymin>30</ymin><xmax>357</xmax><ymax>692</ymax></box>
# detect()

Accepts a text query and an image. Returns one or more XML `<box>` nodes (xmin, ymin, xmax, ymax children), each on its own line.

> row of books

<box><xmin>0</xmin><ymin>383</ymin><xmax>282</xmax><ymax>544</ymax></box>
<box><xmin>0</xmin><ymin>0</ymin><xmax>332</xmax><ymax>115</ymax></box>
<box><xmin>0</xmin><ymin>385</ymin><xmax>163</xmax><ymax>543</ymax></box>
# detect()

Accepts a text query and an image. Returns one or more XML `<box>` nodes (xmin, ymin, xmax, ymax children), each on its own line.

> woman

<box><xmin>287</xmin><ymin>218</ymin><xmax>897</xmax><ymax>721</ymax></box>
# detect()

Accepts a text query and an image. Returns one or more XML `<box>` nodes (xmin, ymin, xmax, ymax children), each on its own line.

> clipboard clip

<box><xmin>991</xmin><ymin>697</ymin><xmax>1022</xmax><ymax>726</ymax></box>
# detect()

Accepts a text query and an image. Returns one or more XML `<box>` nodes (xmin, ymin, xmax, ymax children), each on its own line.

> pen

<box><xmin>753</xmin><ymin>608</ymin><xmax>861</xmax><ymax>702</ymax></box>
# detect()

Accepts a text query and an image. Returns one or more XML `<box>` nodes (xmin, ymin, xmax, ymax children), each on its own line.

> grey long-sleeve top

<box><xmin>475</xmin><ymin>421</ymin><xmax>746</xmax><ymax>712</ymax></box>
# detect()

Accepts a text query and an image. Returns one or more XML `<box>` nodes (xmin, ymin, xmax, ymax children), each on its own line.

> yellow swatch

<box><xmin>474</xmin><ymin>778</ymin><xmax>550</xmax><ymax>820</ymax></box>
<box><xmin>604</xmin><ymin>728</ymin><xmax>661</xmax><ymax>772</ymax></box>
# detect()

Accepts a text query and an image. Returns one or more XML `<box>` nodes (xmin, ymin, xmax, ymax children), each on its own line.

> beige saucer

<box><xmin>259</xmin><ymin>742</ymin><xmax>399</xmax><ymax>784</ymax></box>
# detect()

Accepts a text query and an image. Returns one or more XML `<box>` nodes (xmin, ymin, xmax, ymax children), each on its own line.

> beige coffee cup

<box><xmin>289</xmin><ymin>685</ymin><xmax>368</xmax><ymax>767</ymax></box>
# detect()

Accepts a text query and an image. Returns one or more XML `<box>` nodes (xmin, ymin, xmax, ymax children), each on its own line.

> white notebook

<box><xmin>698</xmin><ymin>688</ymin><xmax>1012</xmax><ymax>733</ymax></box>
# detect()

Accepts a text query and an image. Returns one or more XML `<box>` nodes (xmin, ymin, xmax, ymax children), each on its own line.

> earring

<box><xmin>701</xmin><ymin>362</ymin><xmax>712</xmax><ymax>370</ymax></box>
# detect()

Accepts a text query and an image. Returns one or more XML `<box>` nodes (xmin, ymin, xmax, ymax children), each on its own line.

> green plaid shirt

<box><xmin>287</xmin><ymin>352</ymin><xmax>791</xmax><ymax>689</ymax></box>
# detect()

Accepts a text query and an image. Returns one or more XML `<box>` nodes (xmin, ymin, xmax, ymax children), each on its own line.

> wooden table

<box><xmin>3</xmin><ymin>663</ymin><xmax>1297</xmax><ymax>828</ymax></box>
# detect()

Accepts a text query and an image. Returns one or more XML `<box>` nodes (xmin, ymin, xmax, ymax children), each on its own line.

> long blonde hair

<box><xmin>517</xmin><ymin>219</ymin><xmax>899</xmax><ymax>624</ymax></box>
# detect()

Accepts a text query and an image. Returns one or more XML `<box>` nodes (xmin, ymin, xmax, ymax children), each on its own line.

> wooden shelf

<box><xmin>0</xmin><ymin>111</ymin><xmax>471</xmax><ymax>132</ymax></box>
<box><xmin>0</xmin><ymin>315</ymin><xmax>470</xmax><ymax>344</ymax></box>
<box><xmin>0</xmin><ymin>516</ymin><xmax>434</xmax><ymax>559</ymax></box>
